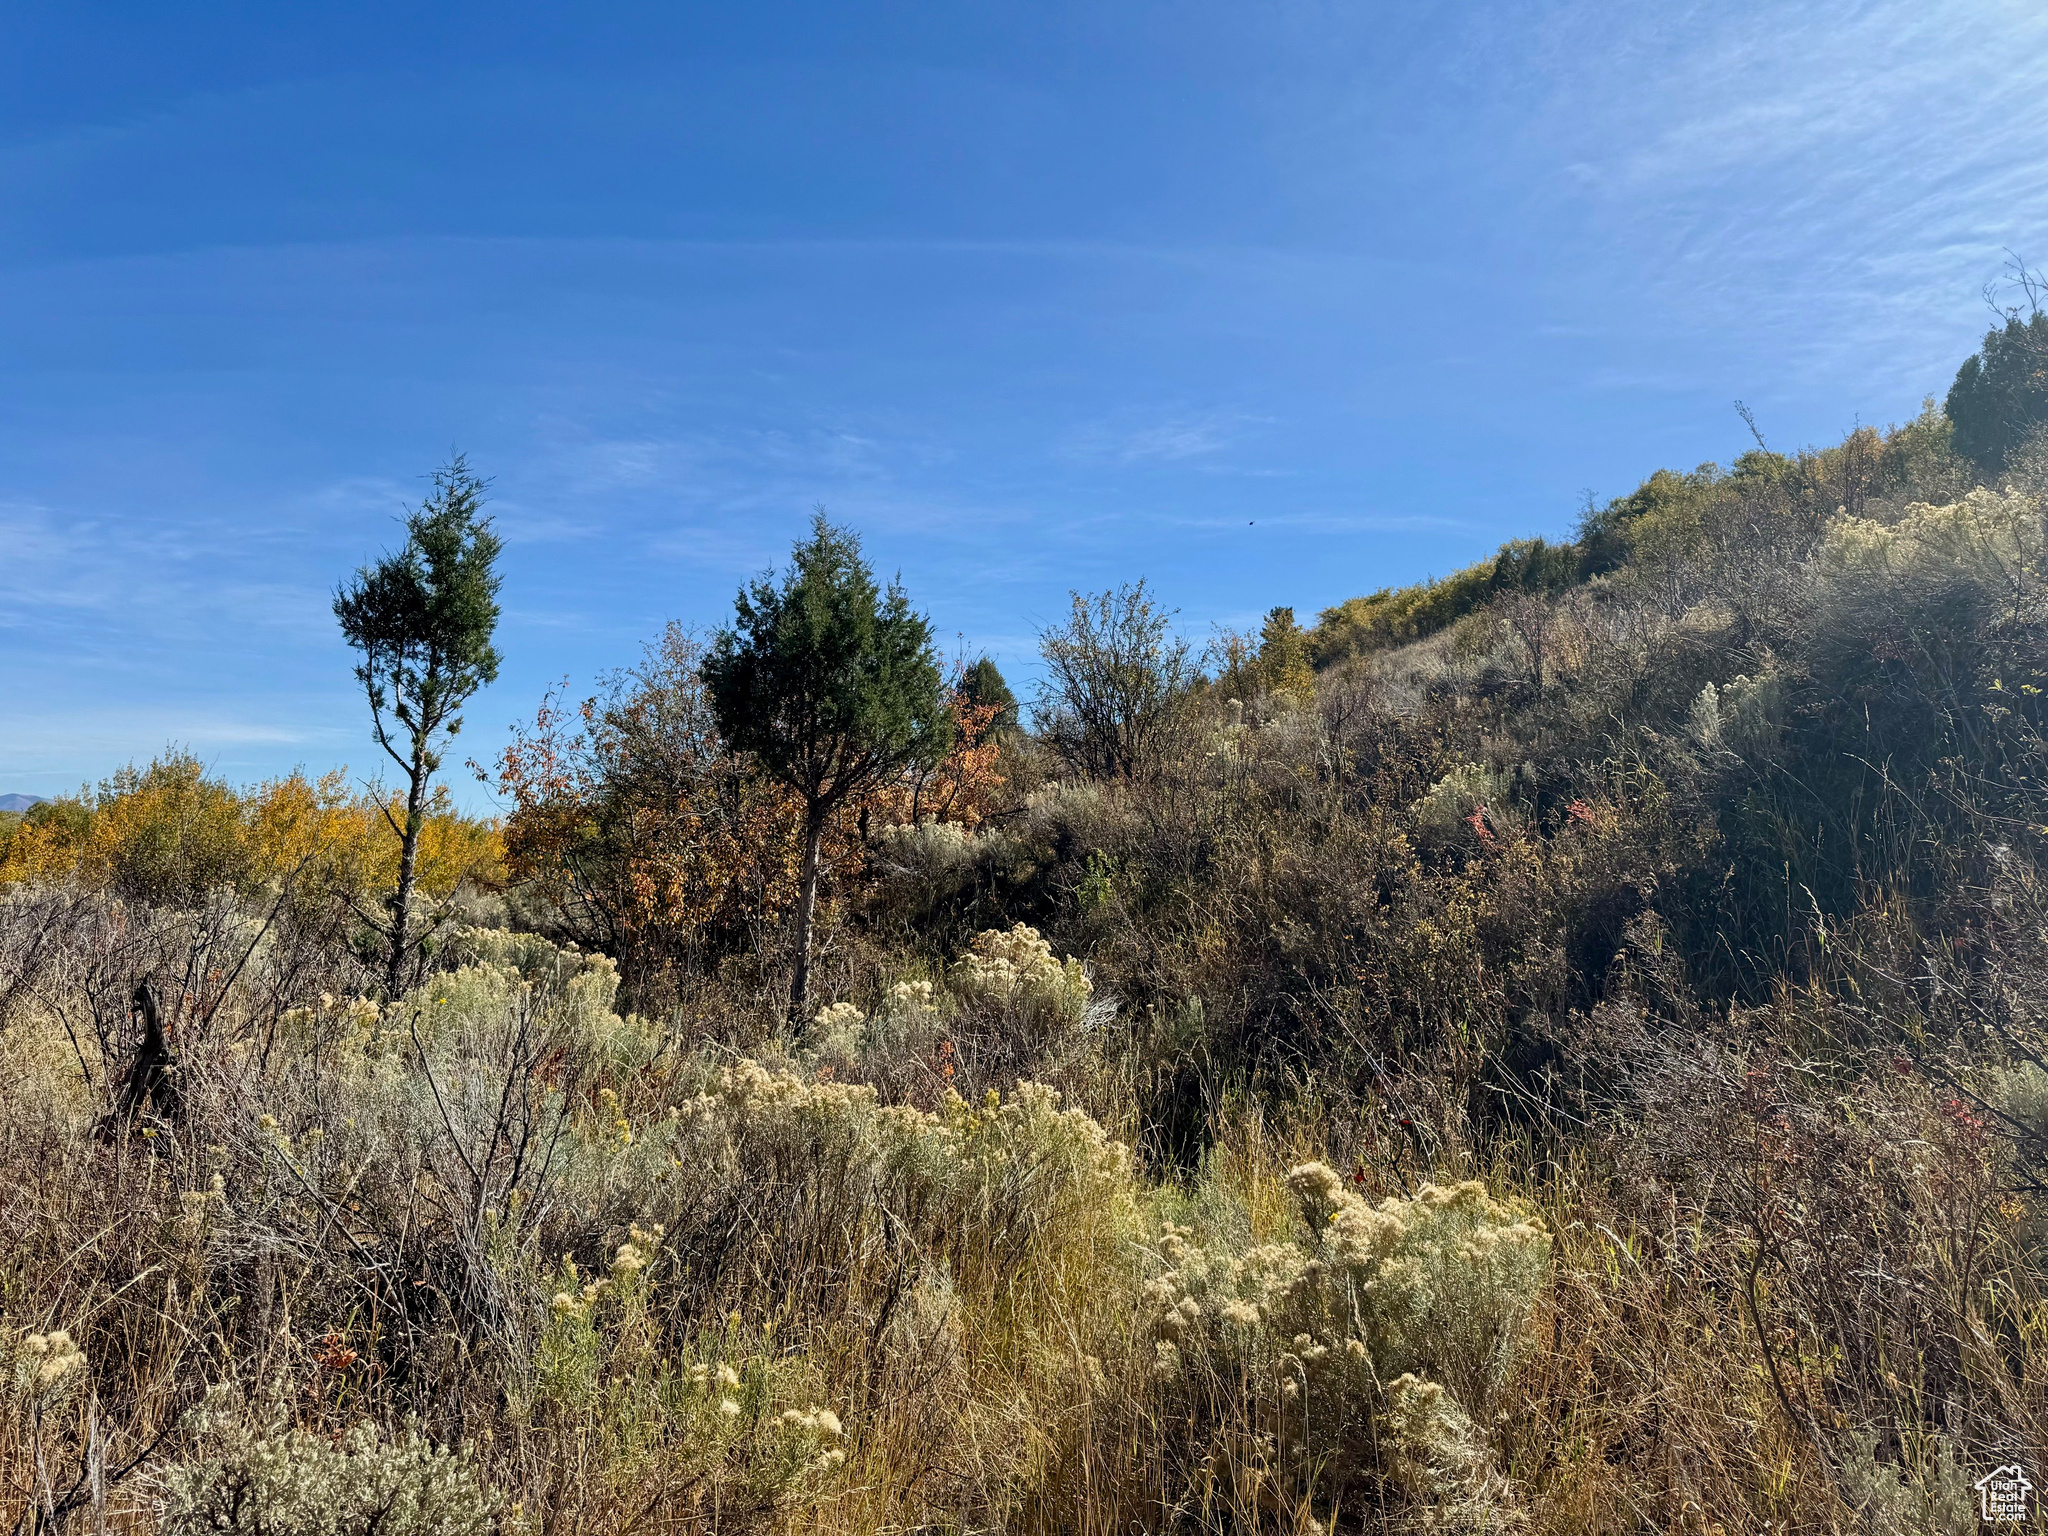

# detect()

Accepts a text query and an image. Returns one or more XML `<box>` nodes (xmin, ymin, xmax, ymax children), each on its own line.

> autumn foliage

<box><xmin>0</xmin><ymin>752</ymin><xmax>500</xmax><ymax>911</ymax></box>
<box><xmin>488</xmin><ymin>624</ymin><xmax>1003</xmax><ymax>1003</ymax></box>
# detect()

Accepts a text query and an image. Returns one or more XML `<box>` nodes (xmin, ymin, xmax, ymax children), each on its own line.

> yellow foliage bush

<box><xmin>1823</xmin><ymin>486</ymin><xmax>2044</xmax><ymax>599</ymax></box>
<box><xmin>0</xmin><ymin>755</ymin><xmax>501</xmax><ymax>908</ymax></box>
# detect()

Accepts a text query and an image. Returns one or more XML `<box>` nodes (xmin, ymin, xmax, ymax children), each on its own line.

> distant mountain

<box><xmin>0</xmin><ymin>794</ymin><xmax>47</xmax><ymax>813</ymax></box>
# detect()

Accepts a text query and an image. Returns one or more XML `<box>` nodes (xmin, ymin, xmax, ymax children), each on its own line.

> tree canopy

<box><xmin>1036</xmin><ymin>581</ymin><xmax>1195</xmax><ymax>781</ymax></box>
<box><xmin>333</xmin><ymin>457</ymin><xmax>503</xmax><ymax>760</ymax></box>
<box><xmin>1947</xmin><ymin>309</ymin><xmax>2048</xmax><ymax>473</ymax></box>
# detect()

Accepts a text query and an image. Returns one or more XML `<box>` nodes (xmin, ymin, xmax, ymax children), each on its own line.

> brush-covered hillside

<box><xmin>5</xmin><ymin>315</ymin><xmax>2048</xmax><ymax>1534</ymax></box>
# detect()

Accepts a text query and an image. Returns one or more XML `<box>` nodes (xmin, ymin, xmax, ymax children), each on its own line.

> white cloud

<box><xmin>1503</xmin><ymin>0</ymin><xmax>2048</xmax><ymax>383</ymax></box>
<box><xmin>0</xmin><ymin>705</ymin><xmax>348</xmax><ymax>783</ymax></box>
<box><xmin>1062</xmin><ymin>408</ymin><xmax>1269</xmax><ymax>465</ymax></box>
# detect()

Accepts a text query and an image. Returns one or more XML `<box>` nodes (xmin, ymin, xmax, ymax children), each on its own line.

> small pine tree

<box><xmin>703</xmin><ymin>515</ymin><xmax>949</xmax><ymax>1021</ymax></box>
<box><xmin>333</xmin><ymin>456</ymin><xmax>503</xmax><ymax>999</ymax></box>
<box><xmin>961</xmin><ymin>656</ymin><xmax>1020</xmax><ymax>739</ymax></box>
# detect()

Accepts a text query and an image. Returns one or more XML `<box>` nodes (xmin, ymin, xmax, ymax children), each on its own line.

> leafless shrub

<box><xmin>1035</xmin><ymin>581</ymin><xmax>1199</xmax><ymax>782</ymax></box>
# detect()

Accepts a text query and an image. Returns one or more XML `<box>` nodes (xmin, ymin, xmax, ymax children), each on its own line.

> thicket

<box><xmin>4</xmin><ymin>328</ymin><xmax>2048</xmax><ymax>1533</ymax></box>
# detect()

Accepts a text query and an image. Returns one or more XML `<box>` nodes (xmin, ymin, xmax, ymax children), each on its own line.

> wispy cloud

<box><xmin>1503</xmin><ymin>0</ymin><xmax>2048</xmax><ymax>384</ymax></box>
<box><xmin>0</xmin><ymin>705</ymin><xmax>349</xmax><ymax>787</ymax></box>
<box><xmin>0</xmin><ymin>497</ymin><xmax>338</xmax><ymax>649</ymax></box>
<box><xmin>1061</xmin><ymin>407</ymin><xmax>1268</xmax><ymax>465</ymax></box>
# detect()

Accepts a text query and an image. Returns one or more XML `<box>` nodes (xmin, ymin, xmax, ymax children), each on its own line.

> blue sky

<box><xmin>4</xmin><ymin>1</ymin><xmax>2046</xmax><ymax>804</ymax></box>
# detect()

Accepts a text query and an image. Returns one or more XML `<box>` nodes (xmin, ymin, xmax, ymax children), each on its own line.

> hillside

<box><xmin>2</xmin><ymin>345</ymin><xmax>2046</xmax><ymax>1532</ymax></box>
<box><xmin>1307</xmin><ymin>402</ymin><xmax>1963</xmax><ymax>667</ymax></box>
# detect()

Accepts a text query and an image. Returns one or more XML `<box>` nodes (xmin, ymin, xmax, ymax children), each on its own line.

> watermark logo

<box><xmin>1975</xmin><ymin>1463</ymin><xmax>2034</xmax><ymax>1524</ymax></box>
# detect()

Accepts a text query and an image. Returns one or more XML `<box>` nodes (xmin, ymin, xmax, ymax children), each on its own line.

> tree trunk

<box><xmin>386</xmin><ymin>756</ymin><xmax>429</xmax><ymax>999</ymax></box>
<box><xmin>789</xmin><ymin>812</ymin><xmax>825</xmax><ymax>1025</ymax></box>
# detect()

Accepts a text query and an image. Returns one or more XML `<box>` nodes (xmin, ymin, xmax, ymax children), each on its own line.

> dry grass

<box><xmin>1</xmin><ymin>890</ymin><xmax>2042</xmax><ymax>1533</ymax></box>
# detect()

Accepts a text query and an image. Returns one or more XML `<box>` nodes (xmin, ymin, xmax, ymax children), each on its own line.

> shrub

<box><xmin>1835</xmin><ymin>1429</ymin><xmax>1977</xmax><ymax>1536</ymax></box>
<box><xmin>1142</xmin><ymin>1168</ymin><xmax>1551</xmax><ymax>1511</ymax></box>
<box><xmin>950</xmin><ymin>923</ymin><xmax>1092</xmax><ymax>1026</ymax></box>
<box><xmin>663</xmin><ymin>1056</ymin><xmax>1132</xmax><ymax>1278</ymax></box>
<box><xmin>160</xmin><ymin>1392</ymin><xmax>502</xmax><ymax>1536</ymax></box>
<box><xmin>3</xmin><ymin>1326</ymin><xmax>88</xmax><ymax>1418</ymax></box>
<box><xmin>872</xmin><ymin>817</ymin><xmax>976</xmax><ymax>882</ymax></box>
<box><xmin>1411</xmin><ymin>760</ymin><xmax>1518</xmax><ymax>840</ymax></box>
<box><xmin>1821</xmin><ymin>486</ymin><xmax>2045</xmax><ymax>610</ymax></box>
<box><xmin>522</xmin><ymin>1240</ymin><xmax>850</xmax><ymax>1517</ymax></box>
<box><xmin>1036</xmin><ymin>582</ymin><xmax>1198</xmax><ymax>781</ymax></box>
<box><xmin>802</xmin><ymin>925</ymin><xmax>1096</xmax><ymax>1100</ymax></box>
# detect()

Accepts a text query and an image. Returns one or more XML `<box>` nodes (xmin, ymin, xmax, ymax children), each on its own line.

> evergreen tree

<box><xmin>1947</xmin><ymin>310</ymin><xmax>2048</xmax><ymax>474</ymax></box>
<box><xmin>703</xmin><ymin>515</ymin><xmax>949</xmax><ymax>1021</ymax></box>
<box><xmin>333</xmin><ymin>456</ymin><xmax>503</xmax><ymax>998</ymax></box>
<box><xmin>961</xmin><ymin>655</ymin><xmax>1020</xmax><ymax>738</ymax></box>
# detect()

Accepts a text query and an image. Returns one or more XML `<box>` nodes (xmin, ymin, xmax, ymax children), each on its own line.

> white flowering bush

<box><xmin>414</xmin><ymin>929</ymin><xmax>651</xmax><ymax>1072</ymax></box>
<box><xmin>800</xmin><ymin>929</ymin><xmax>1099</xmax><ymax>1096</ymax></box>
<box><xmin>1381</xmin><ymin>1370</ymin><xmax>1506</xmax><ymax>1509</ymax></box>
<box><xmin>493</xmin><ymin>1047</ymin><xmax>1138</xmax><ymax>1523</ymax></box>
<box><xmin>256</xmin><ymin>931</ymin><xmax>654</xmax><ymax>1184</ymax></box>
<box><xmin>665</xmin><ymin>1057</ymin><xmax>1131</xmax><ymax>1269</ymax></box>
<box><xmin>1412</xmin><ymin>762</ymin><xmax>1518</xmax><ymax>838</ymax></box>
<box><xmin>159</xmin><ymin>1391</ymin><xmax>501</xmax><ymax>1536</ymax></box>
<box><xmin>1144</xmin><ymin>1167</ymin><xmax>1550</xmax><ymax>1505</ymax></box>
<box><xmin>805</xmin><ymin>979</ymin><xmax>946</xmax><ymax>1074</ymax></box>
<box><xmin>1814</xmin><ymin>487</ymin><xmax>2048</xmax><ymax>691</ymax></box>
<box><xmin>1822</xmin><ymin>488</ymin><xmax>2044</xmax><ymax>598</ymax></box>
<box><xmin>813</xmin><ymin>1000</ymin><xmax>866</xmax><ymax>1033</ymax></box>
<box><xmin>950</xmin><ymin>924</ymin><xmax>1092</xmax><ymax>1027</ymax></box>
<box><xmin>875</xmin><ymin>817</ymin><xmax>977</xmax><ymax>880</ymax></box>
<box><xmin>1688</xmin><ymin>671</ymin><xmax>1785</xmax><ymax>758</ymax></box>
<box><xmin>250</xmin><ymin>930</ymin><xmax>667</xmax><ymax>1254</ymax></box>
<box><xmin>871</xmin><ymin>978</ymin><xmax>943</xmax><ymax>1049</ymax></box>
<box><xmin>3</xmin><ymin>1326</ymin><xmax>87</xmax><ymax>1418</ymax></box>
